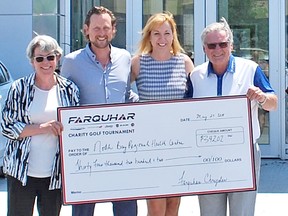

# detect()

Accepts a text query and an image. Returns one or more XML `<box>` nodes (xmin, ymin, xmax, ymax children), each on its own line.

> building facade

<box><xmin>0</xmin><ymin>0</ymin><xmax>287</xmax><ymax>158</ymax></box>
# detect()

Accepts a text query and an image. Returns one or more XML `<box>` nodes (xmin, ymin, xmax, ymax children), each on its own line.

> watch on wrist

<box><xmin>257</xmin><ymin>95</ymin><xmax>267</xmax><ymax>108</ymax></box>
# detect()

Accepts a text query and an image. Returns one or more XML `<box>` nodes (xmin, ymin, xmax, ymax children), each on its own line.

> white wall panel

<box><xmin>0</xmin><ymin>15</ymin><xmax>33</xmax><ymax>79</ymax></box>
<box><xmin>0</xmin><ymin>0</ymin><xmax>32</xmax><ymax>14</ymax></box>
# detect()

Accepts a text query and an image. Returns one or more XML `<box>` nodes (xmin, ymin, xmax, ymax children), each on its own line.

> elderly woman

<box><xmin>1</xmin><ymin>35</ymin><xmax>80</xmax><ymax>216</ymax></box>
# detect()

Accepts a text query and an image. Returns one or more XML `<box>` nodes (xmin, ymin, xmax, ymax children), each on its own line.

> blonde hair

<box><xmin>137</xmin><ymin>12</ymin><xmax>184</xmax><ymax>55</ymax></box>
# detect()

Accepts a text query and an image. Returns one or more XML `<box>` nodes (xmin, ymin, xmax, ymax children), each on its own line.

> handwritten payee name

<box><xmin>67</xmin><ymin>138</ymin><xmax>185</xmax><ymax>157</ymax></box>
<box><xmin>94</xmin><ymin>139</ymin><xmax>184</xmax><ymax>154</ymax></box>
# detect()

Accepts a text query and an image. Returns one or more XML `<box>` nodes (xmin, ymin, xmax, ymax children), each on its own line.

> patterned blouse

<box><xmin>1</xmin><ymin>72</ymin><xmax>79</xmax><ymax>189</ymax></box>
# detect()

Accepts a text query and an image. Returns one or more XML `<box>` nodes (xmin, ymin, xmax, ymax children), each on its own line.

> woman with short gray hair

<box><xmin>2</xmin><ymin>35</ymin><xmax>79</xmax><ymax>216</ymax></box>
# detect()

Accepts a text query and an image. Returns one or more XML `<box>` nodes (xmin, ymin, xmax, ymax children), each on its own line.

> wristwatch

<box><xmin>257</xmin><ymin>94</ymin><xmax>267</xmax><ymax>108</ymax></box>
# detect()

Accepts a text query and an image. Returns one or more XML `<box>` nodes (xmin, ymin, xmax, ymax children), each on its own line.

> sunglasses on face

<box><xmin>34</xmin><ymin>54</ymin><xmax>56</xmax><ymax>63</ymax></box>
<box><xmin>206</xmin><ymin>42</ymin><xmax>229</xmax><ymax>50</ymax></box>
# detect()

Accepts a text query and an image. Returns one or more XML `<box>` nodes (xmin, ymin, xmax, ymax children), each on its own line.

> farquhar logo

<box><xmin>68</xmin><ymin>112</ymin><xmax>136</xmax><ymax>124</ymax></box>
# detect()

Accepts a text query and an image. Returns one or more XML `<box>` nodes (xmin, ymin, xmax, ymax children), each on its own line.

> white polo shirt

<box><xmin>190</xmin><ymin>55</ymin><xmax>275</xmax><ymax>142</ymax></box>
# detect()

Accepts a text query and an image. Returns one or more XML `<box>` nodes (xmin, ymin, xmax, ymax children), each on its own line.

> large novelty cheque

<box><xmin>58</xmin><ymin>95</ymin><xmax>256</xmax><ymax>205</ymax></box>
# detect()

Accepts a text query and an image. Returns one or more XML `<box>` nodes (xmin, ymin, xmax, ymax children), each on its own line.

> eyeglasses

<box><xmin>206</xmin><ymin>42</ymin><xmax>229</xmax><ymax>50</ymax></box>
<box><xmin>34</xmin><ymin>54</ymin><xmax>56</xmax><ymax>63</ymax></box>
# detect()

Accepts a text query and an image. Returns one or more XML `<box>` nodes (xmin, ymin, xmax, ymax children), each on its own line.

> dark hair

<box><xmin>85</xmin><ymin>6</ymin><xmax>116</xmax><ymax>26</ymax></box>
<box><xmin>82</xmin><ymin>6</ymin><xmax>117</xmax><ymax>41</ymax></box>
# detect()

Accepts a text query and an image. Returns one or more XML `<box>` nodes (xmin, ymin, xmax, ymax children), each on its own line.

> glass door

<box><xmin>219</xmin><ymin>0</ymin><xmax>270</xmax><ymax>141</ymax></box>
<box><xmin>70</xmin><ymin>0</ymin><xmax>126</xmax><ymax>51</ymax></box>
<box><xmin>194</xmin><ymin>0</ymin><xmax>283</xmax><ymax>158</ymax></box>
<box><xmin>67</xmin><ymin>0</ymin><xmax>284</xmax><ymax>158</ymax></box>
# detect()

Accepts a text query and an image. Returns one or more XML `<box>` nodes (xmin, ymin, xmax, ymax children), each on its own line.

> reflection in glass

<box><xmin>32</xmin><ymin>0</ymin><xmax>59</xmax><ymax>39</ymax></box>
<box><xmin>33</xmin><ymin>0</ymin><xmax>57</xmax><ymax>14</ymax></box>
<box><xmin>218</xmin><ymin>0</ymin><xmax>269</xmax><ymax>144</ymax></box>
<box><xmin>70</xmin><ymin>0</ymin><xmax>126</xmax><ymax>51</ymax></box>
<box><xmin>33</xmin><ymin>16</ymin><xmax>58</xmax><ymax>39</ymax></box>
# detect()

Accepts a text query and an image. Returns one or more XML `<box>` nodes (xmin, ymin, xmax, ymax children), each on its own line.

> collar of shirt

<box><xmin>207</xmin><ymin>55</ymin><xmax>236</xmax><ymax>77</ymax></box>
<box><xmin>85</xmin><ymin>43</ymin><xmax>120</xmax><ymax>64</ymax></box>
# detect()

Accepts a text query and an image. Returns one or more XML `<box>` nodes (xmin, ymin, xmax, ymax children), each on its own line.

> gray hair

<box><xmin>201</xmin><ymin>17</ymin><xmax>234</xmax><ymax>45</ymax></box>
<box><xmin>26</xmin><ymin>35</ymin><xmax>63</xmax><ymax>60</ymax></box>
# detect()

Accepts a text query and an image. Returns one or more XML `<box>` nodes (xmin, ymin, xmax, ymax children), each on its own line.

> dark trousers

<box><xmin>7</xmin><ymin>175</ymin><xmax>62</xmax><ymax>216</ymax></box>
<box><xmin>72</xmin><ymin>200</ymin><xmax>138</xmax><ymax>216</ymax></box>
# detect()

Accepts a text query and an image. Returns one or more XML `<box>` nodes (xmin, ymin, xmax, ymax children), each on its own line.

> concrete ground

<box><xmin>0</xmin><ymin>158</ymin><xmax>288</xmax><ymax>216</ymax></box>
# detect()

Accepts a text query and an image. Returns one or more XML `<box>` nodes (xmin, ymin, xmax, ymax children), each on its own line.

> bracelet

<box><xmin>258</xmin><ymin>95</ymin><xmax>267</xmax><ymax>107</ymax></box>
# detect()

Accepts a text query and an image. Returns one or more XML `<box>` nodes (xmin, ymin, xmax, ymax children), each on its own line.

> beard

<box><xmin>90</xmin><ymin>37</ymin><xmax>112</xmax><ymax>49</ymax></box>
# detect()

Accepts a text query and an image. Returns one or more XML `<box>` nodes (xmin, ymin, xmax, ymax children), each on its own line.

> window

<box><xmin>218</xmin><ymin>0</ymin><xmax>270</xmax><ymax>144</ymax></box>
<box><xmin>32</xmin><ymin>0</ymin><xmax>60</xmax><ymax>40</ymax></box>
<box><xmin>70</xmin><ymin>0</ymin><xmax>126</xmax><ymax>51</ymax></box>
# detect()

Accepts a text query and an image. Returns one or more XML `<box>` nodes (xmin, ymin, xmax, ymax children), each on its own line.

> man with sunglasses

<box><xmin>61</xmin><ymin>6</ymin><xmax>138</xmax><ymax>216</ymax></box>
<box><xmin>187</xmin><ymin>18</ymin><xmax>278</xmax><ymax>216</ymax></box>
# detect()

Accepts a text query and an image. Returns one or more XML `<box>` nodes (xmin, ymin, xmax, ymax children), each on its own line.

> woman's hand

<box><xmin>19</xmin><ymin>120</ymin><xmax>64</xmax><ymax>138</ymax></box>
<box><xmin>40</xmin><ymin>120</ymin><xmax>64</xmax><ymax>136</ymax></box>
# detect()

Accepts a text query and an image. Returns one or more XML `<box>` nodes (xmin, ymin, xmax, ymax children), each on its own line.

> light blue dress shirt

<box><xmin>61</xmin><ymin>43</ymin><xmax>138</xmax><ymax>105</ymax></box>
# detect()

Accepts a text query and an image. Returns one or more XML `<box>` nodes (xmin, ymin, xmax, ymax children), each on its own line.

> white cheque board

<box><xmin>58</xmin><ymin>95</ymin><xmax>256</xmax><ymax>205</ymax></box>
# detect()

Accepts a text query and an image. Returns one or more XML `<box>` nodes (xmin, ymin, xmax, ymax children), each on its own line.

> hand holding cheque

<box><xmin>58</xmin><ymin>96</ymin><xmax>255</xmax><ymax>204</ymax></box>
